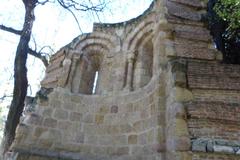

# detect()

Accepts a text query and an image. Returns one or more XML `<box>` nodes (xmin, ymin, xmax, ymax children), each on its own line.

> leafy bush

<box><xmin>208</xmin><ymin>0</ymin><xmax>240</xmax><ymax>64</ymax></box>
<box><xmin>214</xmin><ymin>0</ymin><xmax>240</xmax><ymax>34</ymax></box>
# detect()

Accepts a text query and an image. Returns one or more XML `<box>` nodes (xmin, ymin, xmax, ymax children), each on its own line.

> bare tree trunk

<box><xmin>1</xmin><ymin>0</ymin><xmax>37</xmax><ymax>154</ymax></box>
<box><xmin>0</xmin><ymin>0</ymin><xmax>107</xmax><ymax>155</ymax></box>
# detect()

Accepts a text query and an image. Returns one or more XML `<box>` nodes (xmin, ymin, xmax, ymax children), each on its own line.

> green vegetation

<box><xmin>208</xmin><ymin>0</ymin><xmax>240</xmax><ymax>64</ymax></box>
<box><xmin>214</xmin><ymin>0</ymin><xmax>240</xmax><ymax>36</ymax></box>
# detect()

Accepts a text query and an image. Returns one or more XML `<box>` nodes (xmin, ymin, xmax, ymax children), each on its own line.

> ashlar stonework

<box><xmin>6</xmin><ymin>0</ymin><xmax>240</xmax><ymax>160</ymax></box>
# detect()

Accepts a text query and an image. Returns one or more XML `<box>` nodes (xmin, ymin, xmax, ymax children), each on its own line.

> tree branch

<box><xmin>37</xmin><ymin>0</ymin><xmax>50</xmax><ymax>5</ymax></box>
<box><xmin>0</xmin><ymin>25</ymin><xmax>22</xmax><ymax>35</ymax></box>
<box><xmin>38</xmin><ymin>45</ymin><xmax>54</xmax><ymax>54</ymax></box>
<box><xmin>56</xmin><ymin>0</ymin><xmax>108</xmax><ymax>33</ymax></box>
<box><xmin>0</xmin><ymin>94</ymin><xmax>13</xmax><ymax>102</ymax></box>
<box><xmin>28</xmin><ymin>47</ymin><xmax>49</xmax><ymax>67</ymax></box>
<box><xmin>57</xmin><ymin>0</ymin><xmax>106</xmax><ymax>12</ymax></box>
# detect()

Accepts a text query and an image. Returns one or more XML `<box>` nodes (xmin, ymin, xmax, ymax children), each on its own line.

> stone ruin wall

<box><xmin>7</xmin><ymin>0</ymin><xmax>240</xmax><ymax>160</ymax></box>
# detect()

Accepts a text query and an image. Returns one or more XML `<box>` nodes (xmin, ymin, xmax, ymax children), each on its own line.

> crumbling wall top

<box><xmin>93</xmin><ymin>0</ymin><xmax>157</xmax><ymax>31</ymax></box>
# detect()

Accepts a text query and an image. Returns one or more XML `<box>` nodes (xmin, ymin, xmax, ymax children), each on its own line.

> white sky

<box><xmin>0</xmin><ymin>0</ymin><xmax>153</xmax><ymax>100</ymax></box>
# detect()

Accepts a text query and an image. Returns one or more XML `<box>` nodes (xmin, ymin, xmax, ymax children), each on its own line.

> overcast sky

<box><xmin>0</xmin><ymin>0</ymin><xmax>153</xmax><ymax>99</ymax></box>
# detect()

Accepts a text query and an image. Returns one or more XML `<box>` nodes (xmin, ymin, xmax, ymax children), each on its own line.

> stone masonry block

<box><xmin>114</xmin><ymin>147</ymin><xmax>130</xmax><ymax>156</ymax></box>
<box><xmin>213</xmin><ymin>145</ymin><xmax>234</xmax><ymax>154</ymax></box>
<box><xmin>57</xmin><ymin>120</ymin><xmax>71</xmax><ymax>130</ymax></box>
<box><xmin>95</xmin><ymin>115</ymin><xmax>104</xmax><ymax>124</ymax></box>
<box><xmin>173</xmin><ymin>87</ymin><xmax>193</xmax><ymax>102</ymax></box>
<box><xmin>37</xmin><ymin>139</ymin><xmax>54</xmax><ymax>148</ymax></box>
<box><xmin>98</xmin><ymin>106</ymin><xmax>110</xmax><ymax>114</ymax></box>
<box><xmin>33</xmin><ymin>127</ymin><xmax>48</xmax><ymax>138</ymax></box>
<box><xmin>49</xmin><ymin>99</ymin><xmax>61</xmax><ymax>108</ymax></box>
<box><xmin>138</xmin><ymin>132</ymin><xmax>148</xmax><ymax>145</ymax></box>
<box><xmin>42</xmin><ymin>108</ymin><xmax>53</xmax><ymax>118</ymax></box>
<box><xmin>70</xmin><ymin>95</ymin><xmax>82</xmax><ymax>103</ymax></box>
<box><xmin>62</xmin><ymin>102</ymin><xmax>79</xmax><ymax>112</ymax></box>
<box><xmin>119</xmin><ymin>124</ymin><xmax>133</xmax><ymax>133</ymax></box>
<box><xmin>111</xmin><ymin>105</ymin><xmax>118</xmax><ymax>113</ymax></box>
<box><xmin>165</xmin><ymin>44</ymin><xmax>176</xmax><ymax>57</ymax></box>
<box><xmin>173</xmin><ymin>136</ymin><xmax>191</xmax><ymax>151</ymax></box>
<box><xmin>82</xmin><ymin>114</ymin><xmax>94</xmax><ymax>123</ymax></box>
<box><xmin>171</xmin><ymin>103</ymin><xmax>186</xmax><ymax>119</ymax></box>
<box><xmin>23</xmin><ymin>114</ymin><xmax>43</xmax><ymax>126</ymax></box>
<box><xmin>69</xmin><ymin>112</ymin><xmax>83</xmax><ymax>121</ymax></box>
<box><xmin>171</xmin><ymin>60</ymin><xmax>187</xmax><ymax>73</ymax></box>
<box><xmin>15</xmin><ymin>124</ymin><xmax>30</xmax><ymax>136</ymax></box>
<box><xmin>54</xmin><ymin>109</ymin><xmax>69</xmax><ymax>120</ymax></box>
<box><xmin>43</xmin><ymin>118</ymin><xmax>57</xmax><ymax>128</ymax></box>
<box><xmin>175</xmin><ymin>152</ymin><xmax>192</xmax><ymax>160</ymax></box>
<box><xmin>106</xmin><ymin>125</ymin><xmax>120</xmax><ymax>134</ymax></box>
<box><xmin>128</xmin><ymin>135</ymin><xmax>138</xmax><ymax>144</ymax></box>
<box><xmin>74</xmin><ymin>132</ymin><xmax>84</xmax><ymax>143</ymax></box>
<box><xmin>173</xmin><ymin>71</ymin><xmax>186</xmax><ymax>87</ymax></box>
<box><xmin>192</xmin><ymin>138</ymin><xmax>208</xmax><ymax>152</ymax></box>
<box><xmin>175</xmin><ymin>118</ymin><xmax>188</xmax><ymax>136</ymax></box>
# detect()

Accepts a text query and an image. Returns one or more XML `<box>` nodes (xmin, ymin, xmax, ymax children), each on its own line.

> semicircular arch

<box><xmin>123</xmin><ymin>17</ymin><xmax>155</xmax><ymax>51</ymax></box>
<box><xmin>73</xmin><ymin>32</ymin><xmax>119</xmax><ymax>56</ymax></box>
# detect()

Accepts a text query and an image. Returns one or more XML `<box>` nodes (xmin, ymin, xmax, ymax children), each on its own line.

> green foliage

<box><xmin>214</xmin><ymin>0</ymin><xmax>240</xmax><ymax>32</ymax></box>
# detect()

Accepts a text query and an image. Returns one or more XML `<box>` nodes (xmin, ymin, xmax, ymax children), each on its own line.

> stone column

<box><xmin>64</xmin><ymin>50</ymin><xmax>82</xmax><ymax>91</ymax></box>
<box><xmin>124</xmin><ymin>51</ymin><xmax>137</xmax><ymax>91</ymax></box>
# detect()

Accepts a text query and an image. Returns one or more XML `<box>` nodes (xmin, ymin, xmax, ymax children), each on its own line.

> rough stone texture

<box><xmin>188</xmin><ymin>61</ymin><xmax>240</xmax><ymax>90</ymax></box>
<box><xmin>7</xmin><ymin>0</ymin><xmax>240</xmax><ymax>160</ymax></box>
<box><xmin>192</xmin><ymin>138</ymin><xmax>240</xmax><ymax>155</ymax></box>
<box><xmin>192</xmin><ymin>153</ymin><xmax>240</xmax><ymax>160</ymax></box>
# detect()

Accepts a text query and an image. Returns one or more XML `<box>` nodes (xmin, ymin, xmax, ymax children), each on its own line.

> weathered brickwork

<box><xmin>188</xmin><ymin>61</ymin><xmax>240</xmax><ymax>90</ymax></box>
<box><xmin>193</xmin><ymin>153</ymin><xmax>240</xmax><ymax>160</ymax></box>
<box><xmin>187</xmin><ymin>102</ymin><xmax>240</xmax><ymax>122</ymax></box>
<box><xmin>6</xmin><ymin>0</ymin><xmax>240</xmax><ymax>160</ymax></box>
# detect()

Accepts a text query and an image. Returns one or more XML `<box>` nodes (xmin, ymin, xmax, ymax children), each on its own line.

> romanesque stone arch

<box><xmin>68</xmin><ymin>33</ymin><xmax>118</xmax><ymax>94</ymax></box>
<box><xmin>123</xmin><ymin>19</ymin><xmax>155</xmax><ymax>91</ymax></box>
<box><xmin>10</xmin><ymin>1</ymin><xmax>240</xmax><ymax>160</ymax></box>
<box><xmin>133</xmin><ymin>33</ymin><xmax>154</xmax><ymax>90</ymax></box>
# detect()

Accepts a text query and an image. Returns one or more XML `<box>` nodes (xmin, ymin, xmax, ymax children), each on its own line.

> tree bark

<box><xmin>1</xmin><ymin>0</ymin><xmax>37</xmax><ymax>154</ymax></box>
<box><xmin>0</xmin><ymin>0</ymin><xmax>108</xmax><ymax>155</ymax></box>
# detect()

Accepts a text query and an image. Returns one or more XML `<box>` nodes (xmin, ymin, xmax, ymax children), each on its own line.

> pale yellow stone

<box><xmin>175</xmin><ymin>119</ymin><xmax>189</xmax><ymax>136</ymax></box>
<box><xmin>54</xmin><ymin>109</ymin><xmax>68</xmax><ymax>120</ymax></box>
<box><xmin>216</xmin><ymin>52</ymin><xmax>223</xmax><ymax>60</ymax></box>
<box><xmin>165</xmin><ymin>45</ymin><xmax>176</xmax><ymax>57</ymax></box>
<box><xmin>37</xmin><ymin>139</ymin><xmax>53</xmax><ymax>148</ymax></box>
<box><xmin>128</xmin><ymin>135</ymin><xmax>138</xmax><ymax>144</ymax></box>
<box><xmin>174</xmin><ymin>87</ymin><xmax>193</xmax><ymax>102</ymax></box>
<box><xmin>147</xmin><ymin>129</ymin><xmax>154</xmax><ymax>143</ymax></box>
<box><xmin>173</xmin><ymin>71</ymin><xmax>186</xmax><ymax>87</ymax></box>
<box><xmin>175</xmin><ymin>152</ymin><xmax>192</xmax><ymax>160</ymax></box>
<box><xmin>10</xmin><ymin>1</ymin><xmax>220</xmax><ymax>159</ymax></box>
<box><xmin>33</xmin><ymin>127</ymin><xmax>48</xmax><ymax>138</ymax></box>
<box><xmin>95</xmin><ymin>114</ymin><xmax>104</xmax><ymax>124</ymax></box>
<box><xmin>98</xmin><ymin>105</ymin><xmax>110</xmax><ymax>114</ymax></box>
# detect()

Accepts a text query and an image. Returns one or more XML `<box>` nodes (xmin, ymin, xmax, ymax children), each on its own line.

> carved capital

<box><xmin>127</xmin><ymin>50</ymin><xmax>137</xmax><ymax>62</ymax></box>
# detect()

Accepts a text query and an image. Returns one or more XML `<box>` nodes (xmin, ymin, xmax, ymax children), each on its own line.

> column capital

<box><xmin>126</xmin><ymin>50</ymin><xmax>137</xmax><ymax>62</ymax></box>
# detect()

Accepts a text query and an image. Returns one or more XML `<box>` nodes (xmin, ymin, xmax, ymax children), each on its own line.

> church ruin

<box><xmin>7</xmin><ymin>0</ymin><xmax>240</xmax><ymax>159</ymax></box>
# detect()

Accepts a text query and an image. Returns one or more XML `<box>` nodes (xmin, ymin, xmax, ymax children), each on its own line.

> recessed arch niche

<box><xmin>69</xmin><ymin>33</ymin><xmax>117</xmax><ymax>95</ymax></box>
<box><xmin>72</xmin><ymin>52</ymin><xmax>103</xmax><ymax>94</ymax></box>
<box><xmin>70</xmin><ymin>44</ymin><xmax>108</xmax><ymax>95</ymax></box>
<box><xmin>133</xmin><ymin>34</ymin><xmax>154</xmax><ymax>90</ymax></box>
<box><xmin>124</xmin><ymin>20</ymin><xmax>155</xmax><ymax>91</ymax></box>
